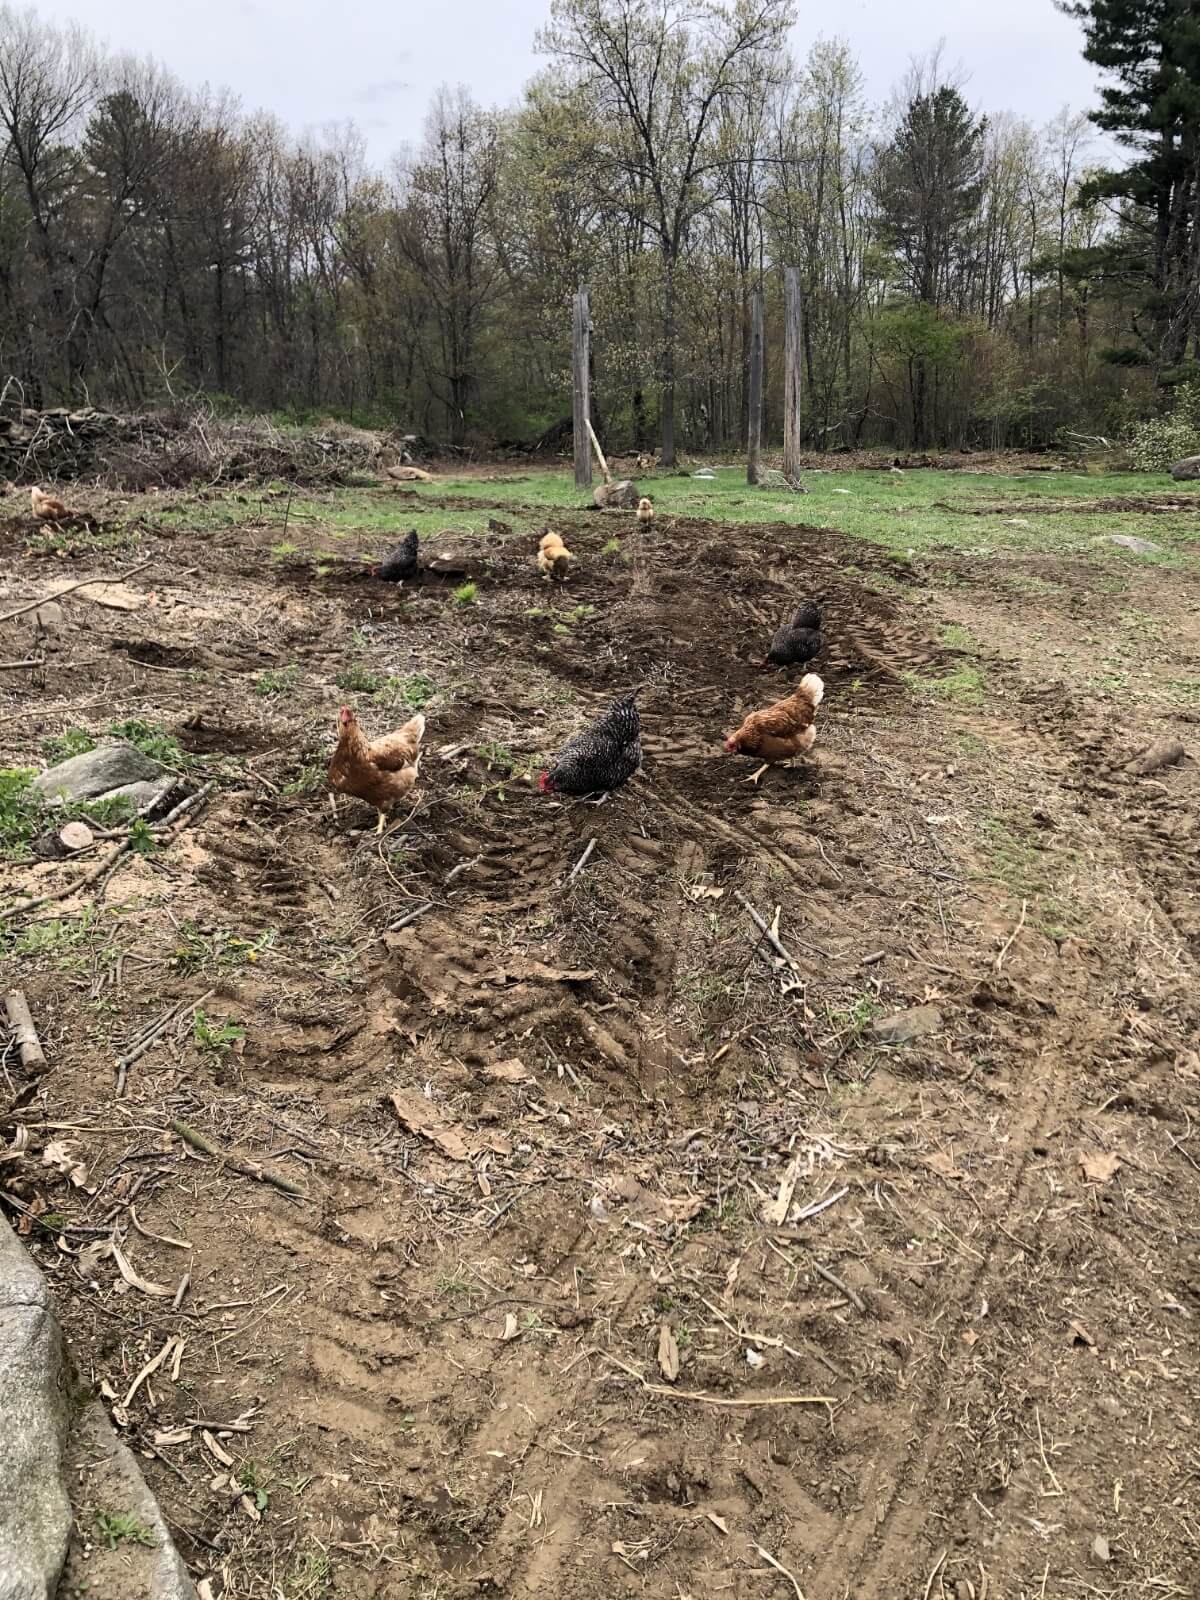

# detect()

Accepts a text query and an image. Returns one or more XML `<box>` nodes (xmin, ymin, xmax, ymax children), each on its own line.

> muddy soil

<box><xmin>1</xmin><ymin>495</ymin><xmax>1198</xmax><ymax>1600</ymax></box>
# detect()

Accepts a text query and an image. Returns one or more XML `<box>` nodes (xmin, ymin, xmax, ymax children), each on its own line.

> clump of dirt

<box><xmin>0</xmin><ymin>486</ymin><xmax>1197</xmax><ymax>1600</ymax></box>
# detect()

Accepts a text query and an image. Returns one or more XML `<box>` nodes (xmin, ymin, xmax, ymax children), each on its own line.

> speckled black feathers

<box><xmin>543</xmin><ymin>692</ymin><xmax>641</xmax><ymax>795</ymax></box>
<box><xmin>376</xmin><ymin>529</ymin><xmax>418</xmax><ymax>581</ymax></box>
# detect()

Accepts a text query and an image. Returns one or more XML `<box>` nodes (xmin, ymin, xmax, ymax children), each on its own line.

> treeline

<box><xmin>0</xmin><ymin>0</ymin><xmax>1195</xmax><ymax>458</ymax></box>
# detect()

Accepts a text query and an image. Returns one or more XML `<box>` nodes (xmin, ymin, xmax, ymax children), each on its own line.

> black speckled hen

<box><xmin>538</xmin><ymin>693</ymin><xmax>641</xmax><ymax>796</ymax></box>
<box><xmin>374</xmin><ymin>529</ymin><xmax>418</xmax><ymax>582</ymax></box>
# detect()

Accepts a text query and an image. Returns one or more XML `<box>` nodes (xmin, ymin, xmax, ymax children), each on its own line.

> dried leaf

<box><xmin>41</xmin><ymin>1139</ymin><xmax>92</xmax><ymax>1191</ymax></box>
<box><xmin>0</xmin><ymin>1125</ymin><xmax>29</xmax><ymax>1161</ymax></box>
<box><xmin>389</xmin><ymin>1090</ymin><xmax>470</xmax><ymax>1161</ymax></box>
<box><xmin>110</xmin><ymin>1240</ymin><xmax>174</xmax><ymax>1298</ymax></box>
<box><xmin>1092</xmin><ymin>1534</ymin><xmax>1111</xmax><ymax>1563</ymax></box>
<box><xmin>961</xmin><ymin>1329</ymin><xmax>979</xmax><ymax>1347</ymax></box>
<box><xmin>476</xmin><ymin>1162</ymin><xmax>492</xmax><ymax>1199</ymax></box>
<box><xmin>684</xmin><ymin>884</ymin><xmax>725</xmax><ymax>902</ymax></box>
<box><xmin>657</xmin><ymin>1323</ymin><xmax>680</xmax><ymax>1382</ymax></box>
<box><xmin>500</xmin><ymin>1313</ymin><xmax>521</xmax><ymax>1343</ymax></box>
<box><xmin>239</xmin><ymin>1493</ymin><xmax>262</xmax><ymax>1523</ymax></box>
<box><xmin>1068</xmin><ymin>1319</ymin><xmax>1096</xmax><ymax>1349</ymax></box>
<box><xmin>1079</xmin><ymin>1151</ymin><xmax>1122</xmax><ymax>1184</ymax></box>
<box><xmin>202</xmin><ymin>1429</ymin><xmax>234</xmax><ymax>1467</ymax></box>
<box><xmin>484</xmin><ymin>1058</ymin><xmax>531</xmax><ymax>1082</ymax></box>
<box><xmin>925</xmin><ymin>1150</ymin><xmax>966</xmax><ymax>1182</ymax></box>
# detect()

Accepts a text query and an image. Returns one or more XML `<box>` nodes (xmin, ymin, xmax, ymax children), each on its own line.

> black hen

<box><xmin>374</xmin><ymin>529</ymin><xmax>418</xmax><ymax>581</ymax></box>
<box><xmin>764</xmin><ymin>616</ymin><xmax>823</xmax><ymax>668</ymax></box>
<box><xmin>539</xmin><ymin>693</ymin><xmax>641</xmax><ymax>796</ymax></box>
<box><xmin>791</xmin><ymin>598</ymin><xmax>822</xmax><ymax>630</ymax></box>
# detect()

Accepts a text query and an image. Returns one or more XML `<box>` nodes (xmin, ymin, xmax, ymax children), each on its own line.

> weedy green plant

<box><xmin>127</xmin><ymin>819</ymin><xmax>158</xmax><ymax>856</ymax></box>
<box><xmin>254</xmin><ymin>664</ymin><xmax>303</xmax><ymax>698</ymax></box>
<box><xmin>335</xmin><ymin>664</ymin><xmax>382</xmax><ymax>694</ymax></box>
<box><xmin>283</xmin><ymin>761</ymin><xmax>326</xmax><ymax>796</ymax></box>
<box><xmin>0</xmin><ymin>768</ymin><xmax>40</xmax><ymax>857</ymax></box>
<box><xmin>452</xmin><ymin>582</ymin><xmax>478</xmax><ymax>605</ymax></box>
<box><xmin>601</xmin><ymin>538</ymin><xmax>624</xmax><ymax>558</ymax></box>
<box><xmin>235</xmin><ymin>1459</ymin><xmax>272</xmax><ymax>1514</ymax></box>
<box><xmin>94</xmin><ymin>1510</ymin><xmax>155</xmax><ymax>1552</ymax></box>
<box><xmin>7</xmin><ymin>907</ymin><xmax>106</xmax><ymax>960</ymax></box>
<box><xmin>43</xmin><ymin>727</ymin><xmax>96</xmax><ymax>763</ymax></box>
<box><xmin>283</xmin><ymin>1546</ymin><xmax>333</xmax><ymax>1600</ymax></box>
<box><xmin>391</xmin><ymin>672</ymin><xmax>436</xmax><ymax>708</ymax></box>
<box><xmin>108</xmin><ymin>718</ymin><xmax>190</xmax><ymax>769</ymax></box>
<box><xmin>169</xmin><ymin>922</ymin><xmax>276</xmax><ymax>973</ymax></box>
<box><xmin>901</xmin><ymin>664</ymin><xmax>986</xmax><ymax>705</ymax></box>
<box><xmin>193</xmin><ymin>1010</ymin><xmax>246</xmax><ymax>1051</ymax></box>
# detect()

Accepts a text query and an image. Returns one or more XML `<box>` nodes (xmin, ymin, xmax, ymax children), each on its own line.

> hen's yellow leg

<box><xmin>375</xmin><ymin>811</ymin><xmax>388</xmax><ymax>835</ymax></box>
<box><xmin>744</xmin><ymin>763</ymin><xmax>770</xmax><ymax>786</ymax></box>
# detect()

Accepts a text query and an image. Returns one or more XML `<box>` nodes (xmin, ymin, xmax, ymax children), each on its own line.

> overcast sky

<box><xmin>38</xmin><ymin>0</ymin><xmax>1105</xmax><ymax>164</ymax></box>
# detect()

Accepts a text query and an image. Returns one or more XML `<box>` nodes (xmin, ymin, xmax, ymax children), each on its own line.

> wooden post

<box><xmin>783</xmin><ymin>267</ymin><xmax>803</xmax><ymax>481</ymax></box>
<box><xmin>747</xmin><ymin>290</ymin><xmax>764</xmax><ymax>486</ymax></box>
<box><xmin>572</xmin><ymin>288</ymin><xmax>592</xmax><ymax>490</ymax></box>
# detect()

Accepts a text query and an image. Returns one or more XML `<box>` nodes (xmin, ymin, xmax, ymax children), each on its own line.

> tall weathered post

<box><xmin>783</xmin><ymin>267</ymin><xmax>803</xmax><ymax>481</ymax></box>
<box><xmin>572</xmin><ymin>288</ymin><xmax>592</xmax><ymax>490</ymax></box>
<box><xmin>746</xmin><ymin>289</ymin><xmax>764</xmax><ymax>486</ymax></box>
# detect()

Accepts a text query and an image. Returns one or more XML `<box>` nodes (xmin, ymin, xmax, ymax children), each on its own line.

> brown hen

<box><xmin>724</xmin><ymin>673</ymin><xmax>824</xmax><ymax>785</ymax></box>
<box><xmin>328</xmin><ymin>706</ymin><xmax>424</xmax><ymax>832</ymax></box>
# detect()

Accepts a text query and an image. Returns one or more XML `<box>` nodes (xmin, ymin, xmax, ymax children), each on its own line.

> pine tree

<box><xmin>1062</xmin><ymin>0</ymin><xmax>1200</xmax><ymax>374</ymax></box>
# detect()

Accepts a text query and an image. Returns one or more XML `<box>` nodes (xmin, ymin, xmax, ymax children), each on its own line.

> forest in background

<box><xmin>0</xmin><ymin>0</ymin><xmax>1196</xmax><ymax>460</ymax></box>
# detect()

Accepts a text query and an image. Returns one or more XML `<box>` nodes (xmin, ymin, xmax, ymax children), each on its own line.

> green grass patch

<box><xmin>94</xmin><ymin>1510</ymin><xmax>155</xmax><ymax>1552</ymax></box>
<box><xmin>453</xmin><ymin>581</ymin><xmax>478</xmax><ymax>605</ymax></box>
<box><xmin>901</xmin><ymin>663</ymin><xmax>986</xmax><ymax>704</ymax></box>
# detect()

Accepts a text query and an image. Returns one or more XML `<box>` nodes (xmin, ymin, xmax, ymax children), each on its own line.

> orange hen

<box><xmin>724</xmin><ymin>673</ymin><xmax>824</xmax><ymax>785</ymax></box>
<box><xmin>31</xmin><ymin>486</ymin><xmax>74</xmax><ymax>521</ymax></box>
<box><xmin>328</xmin><ymin>706</ymin><xmax>425</xmax><ymax>832</ymax></box>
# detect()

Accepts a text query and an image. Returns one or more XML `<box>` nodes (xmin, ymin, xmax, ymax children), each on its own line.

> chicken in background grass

<box><xmin>539</xmin><ymin>692</ymin><xmax>641</xmax><ymax>797</ymax></box>
<box><xmin>31</xmin><ymin>486</ymin><xmax>74</xmax><ymax>521</ymax></box>
<box><xmin>763</xmin><ymin>598</ymin><xmax>824</xmax><ymax>669</ymax></box>
<box><xmin>328</xmin><ymin>705</ymin><xmax>425</xmax><ymax>832</ymax></box>
<box><xmin>636</xmin><ymin>497</ymin><xmax>654</xmax><ymax>527</ymax></box>
<box><xmin>373</xmin><ymin>528</ymin><xmax>418</xmax><ymax>582</ymax></box>
<box><xmin>538</xmin><ymin>532</ymin><xmax>572</xmax><ymax>581</ymax></box>
<box><xmin>724</xmin><ymin>674</ymin><xmax>824</xmax><ymax>786</ymax></box>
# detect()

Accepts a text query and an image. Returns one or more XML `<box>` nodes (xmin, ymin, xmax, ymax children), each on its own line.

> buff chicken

<box><xmin>328</xmin><ymin>706</ymin><xmax>425</xmax><ymax>832</ymax></box>
<box><xmin>31</xmin><ymin>486</ymin><xmax>74</xmax><ymax>521</ymax></box>
<box><xmin>537</xmin><ymin>532</ymin><xmax>572</xmax><ymax>581</ymax></box>
<box><xmin>724</xmin><ymin>673</ymin><xmax>824</xmax><ymax>785</ymax></box>
<box><xmin>636</xmin><ymin>497</ymin><xmax>654</xmax><ymax>526</ymax></box>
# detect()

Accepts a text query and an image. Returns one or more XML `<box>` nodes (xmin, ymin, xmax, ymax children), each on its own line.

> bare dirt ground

<box><xmin>2</xmin><ymin>488</ymin><xmax>1199</xmax><ymax>1600</ymax></box>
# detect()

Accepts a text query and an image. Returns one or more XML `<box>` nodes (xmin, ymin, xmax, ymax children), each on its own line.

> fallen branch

<box><xmin>811</xmin><ymin>1260</ymin><xmax>866</xmax><ymax>1314</ymax></box>
<box><xmin>0</xmin><ymin>835</ymin><xmax>135</xmax><ymax>922</ymax></box>
<box><xmin>603</xmin><ymin>1352</ymin><xmax>832</xmax><ymax>1408</ymax></box>
<box><xmin>0</xmin><ymin>559</ymin><xmax>153</xmax><ymax>628</ymax></box>
<box><xmin>116</xmin><ymin>988</ymin><xmax>216</xmax><ymax>1096</ymax></box>
<box><xmin>733</xmin><ymin>890</ymin><xmax>800</xmax><ymax>970</ymax></box>
<box><xmin>565</xmin><ymin>837</ymin><xmax>597</xmax><ymax>886</ymax></box>
<box><xmin>387</xmin><ymin>901</ymin><xmax>433</xmax><ymax>933</ymax></box>
<box><xmin>445</xmin><ymin>854</ymin><xmax>482</xmax><ymax>885</ymax></box>
<box><xmin>153</xmin><ymin>780</ymin><xmax>215</xmax><ymax>833</ymax></box>
<box><xmin>4</xmin><ymin>989</ymin><xmax>47</xmax><ymax>1070</ymax></box>
<box><xmin>0</xmin><ymin>657</ymin><xmax>43</xmax><ymax>670</ymax></box>
<box><xmin>170</xmin><ymin>1118</ymin><xmax>306</xmax><ymax>1199</ymax></box>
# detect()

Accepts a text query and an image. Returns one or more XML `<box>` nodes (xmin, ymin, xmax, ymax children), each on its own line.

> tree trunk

<box><xmin>572</xmin><ymin>288</ymin><xmax>592</xmax><ymax>489</ymax></box>
<box><xmin>660</xmin><ymin>259</ymin><xmax>677</xmax><ymax>466</ymax></box>
<box><xmin>746</xmin><ymin>290</ymin><xmax>764</xmax><ymax>486</ymax></box>
<box><xmin>783</xmin><ymin>267</ymin><xmax>803</xmax><ymax>479</ymax></box>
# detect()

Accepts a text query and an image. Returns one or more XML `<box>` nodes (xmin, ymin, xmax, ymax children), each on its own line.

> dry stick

<box><xmin>0</xmin><ymin>559</ymin><xmax>153</xmax><ymax>627</ymax></box>
<box><xmin>445</xmin><ymin>854</ymin><xmax>482</xmax><ymax>885</ymax></box>
<box><xmin>811</xmin><ymin>1260</ymin><xmax>866</xmax><ymax>1315</ymax></box>
<box><xmin>995</xmin><ymin>897</ymin><xmax>1028</xmax><ymax>971</ymax></box>
<box><xmin>122</xmin><ymin>1334</ymin><xmax>179</xmax><ymax>1410</ymax></box>
<box><xmin>753</xmin><ymin>1543</ymin><xmax>807</xmax><ymax>1600</ymax></box>
<box><xmin>0</xmin><ymin>658</ymin><xmax>43</xmax><ymax>670</ymax></box>
<box><xmin>604</xmin><ymin>1352</ymin><xmax>832</xmax><ymax>1408</ymax></box>
<box><xmin>584</xmin><ymin>418</ymin><xmax>612</xmax><ymax>484</ymax></box>
<box><xmin>116</xmin><ymin>988</ymin><xmax>216</xmax><ymax>1097</ymax></box>
<box><xmin>153</xmin><ymin>780</ymin><xmax>215</xmax><ymax>833</ymax></box>
<box><xmin>733</xmin><ymin>890</ymin><xmax>800</xmax><ymax>970</ymax></box>
<box><xmin>565</xmin><ymin>837</ymin><xmax>597</xmax><ymax>886</ymax></box>
<box><xmin>170</xmin><ymin>1119</ymin><xmax>307</xmax><ymax>1199</ymax></box>
<box><xmin>386</xmin><ymin>901</ymin><xmax>434</xmax><ymax>933</ymax></box>
<box><xmin>4</xmin><ymin>990</ymin><xmax>47</xmax><ymax>1070</ymax></box>
<box><xmin>0</xmin><ymin>836</ymin><xmax>135</xmax><ymax>922</ymax></box>
<box><xmin>922</xmin><ymin>1549</ymin><xmax>947</xmax><ymax>1600</ymax></box>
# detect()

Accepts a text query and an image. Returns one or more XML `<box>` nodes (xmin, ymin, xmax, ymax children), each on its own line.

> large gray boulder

<box><xmin>1169</xmin><ymin>454</ymin><xmax>1200</xmax><ymax>481</ymax></box>
<box><xmin>593</xmin><ymin>479</ymin><xmax>640</xmax><ymax>510</ymax></box>
<box><xmin>0</xmin><ymin>1218</ymin><xmax>72</xmax><ymax>1600</ymax></box>
<box><xmin>32</xmin><ymin>742</ymin><xmax>162</xmax><ymax>804</ymax></box>
<box><xmin>0</xmin><ymin>1218</ymin><xmax>196</xmax><ymax>1600</ymax></box>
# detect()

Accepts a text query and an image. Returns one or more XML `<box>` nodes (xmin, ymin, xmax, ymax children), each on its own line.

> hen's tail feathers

<box><xmin>798</xmin><ymin>673</ymin><xmax>824</xmax><ymax>708</ymax></box>
<box><xmin>409</xmin><ymin>712</ymin><xmax>427</xmax><ymax>744</ymax></box>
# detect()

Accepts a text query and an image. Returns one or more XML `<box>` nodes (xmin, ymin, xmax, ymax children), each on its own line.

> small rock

<box><xmin>1169</xmin><ymin>453</ymin><xmax>1200</xmax><ymax>481</ymax></box>
<box><xmin>610</xmin><ymin>1175</ymin><xmax>642</xmax><ymax>1205</ymax></box>
<box><xmin>1092</xmin><ymin>1534</ymin><xmax>1111</xmax><ymax>1563</ymax></box>
<box><xmin>33</xmin><ymin>741</ymin><xmax>163</xmax><ymax>803</ymax></box>
<box><xmin>870</xmin><ymin>1005</ymin><xmax>942</xmax><ymax>1045</ymax></box>
<box><xmin>1106</xmin><ymin>535</ymin><xmax>1162</xmax><ymax>555</ymax></box>
<box><xmin>593</xmin><ymin>479</ymin><xmax>641</xmax><ymax>510</ymax></box>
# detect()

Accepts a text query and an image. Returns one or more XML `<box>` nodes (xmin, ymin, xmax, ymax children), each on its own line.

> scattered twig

<box><xmin>0</xmin><ymin>559</ymin><xmax>153</xmax><ymax>627</ymax></box>
<box><xmin>811</xmin><ymin>1260</ymin><xmax>866</xmax><ymax>1314</ymax></box>
<box><xmin>444</xmin><ymin>854</ymin><xmax>482</xmax><ymax>885</ymax></box>
<box><xmin>1034</xmin><ymin>1405</ymin><xmax>1064</xmax><ymax>1497</ymax></box>
<box><xmin>4</xmin><ymin>990</ymin><xmax>46</xmax><ymax>1071</ymax></box>
<box><xmin>170</xmin><ymin>1119</ymin><xmax>307</xmax><ymax>1199</ymax></box>
<box><xmin>565</xmin><ymin>837</ymin><xmax>597</xmax><ymax>885</ymax></box>
<box><xmin>922</xmin><ymin>1549</ymin><xmax>947</xmax><ymax>1600</ymax></box>
<box><xmin>116</xmin><ymin>988</ymin><xmax>216</xmax><ymax>1096</ymax></box>
<box><xmin>793</xmin><ymin>1186</ymin><xmax>849</xmax><ymax>1223</ymax></box>
<box><xmin>603</xmin><ymin>1352</ymin><xmax>832</xmax><ymax>1408</ymax></box>
<box><xmin>753</xmin><ymin>1542</ymin><xmax>807</xmax><ymax>1600</ymax></box>
<box><xmin>0</xmin><ymin>836</ymin><xmax>135</xmax><ymax>922</ymax></box>
<box><xmin>153</xmin><ymin>780</ymin><xmax>215</xmax><ymax>833</ymax></box>
<box><xmin>172</xmin><ymin>1273</ymin><xmax>190</xmax><ymax>1311</ymax></box>
<box><xmin>123</xmin><ymin>1334</ymin><xmax>180</xmax><ymax>1410</ymax></box>
<box><xmin>386</xmin><ymin>901</ymin><xmax>434</xmax><ymax>933</ymax></box>
<box><xmin>0</xmin><ymin>657</ymin><xmax>44</xmax><ymax>670</ymax></box>
<box><xmin>995</xmin><ymin>898</ymin><xmax>1028</xmax><ymax>971</ymax></box>
<box><xmin>733</xmin><ymin>890</ymin><xmax>800</xmax><ymax>970</ymax></box>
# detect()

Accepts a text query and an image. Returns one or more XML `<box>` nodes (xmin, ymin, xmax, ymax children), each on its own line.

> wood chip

<box><xmin>500</xmin><ymin>1312</ymin><xmax>521</xmax><ymax>1342</ymax></box>
<box><xmin>202</xmin><ymin>1429</ymin><xmax>235</xmax><ymax>1467</ymax></box>
<box><xmin>764</xmin><ymin>1156</ymin><xmax>801</xmax><ymax>1226</ymax></box>
<box><xmin>657</xmin><ymin>1323</ymin><xmax>680</xmax><ymax>1382</ymax></box>
<box><xmin>110</xmin><ymin>1240</ymin><xmax>174</xmax><ymax>1297</ymax></box>
<box><xmin>705</xmin><ymin>1512</ymin><xmax>730</xmax><ymax>1535</ymax></box>
<box><xmin>389</xmin><ymin>1090</ymin><xmax>470</xmax><ymax>1161</ymax></box>
<box><xmin>484</xmin><ymin>1058</ymin><xmax>532</xmax><ymax>1082</ymax></box>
